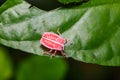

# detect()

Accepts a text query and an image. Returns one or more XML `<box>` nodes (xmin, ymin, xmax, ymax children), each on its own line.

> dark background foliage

<box><xmin>0</xmin><ymin>0</ymin><xmax>120</xmax><ymax>80</ymax></box>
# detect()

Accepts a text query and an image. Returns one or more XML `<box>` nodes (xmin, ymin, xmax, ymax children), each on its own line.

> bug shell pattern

<box><xmin>40</xmin><ymin>32</ymin><xmax>66</xmax><ymax>51</ymax></box>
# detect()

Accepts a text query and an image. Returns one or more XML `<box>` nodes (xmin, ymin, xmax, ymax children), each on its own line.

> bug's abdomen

<box><xmin>40</xmin><ymin>37</ymin><xmax>63</xmax><ymax>50</ymax></box>
<box><xmin>42</xmin><ymin>32</ymin><xmax>65</xmax><ymax>44</ymax></box>
<box><xmin>55</xmin><ymin>38</ymin><xmax>65</xmax><ymax>44</ymax></box>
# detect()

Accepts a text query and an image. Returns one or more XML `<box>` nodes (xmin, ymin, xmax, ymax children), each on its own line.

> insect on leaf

<box><xmin>0</xmin><ymin>0</ymin><xmax>120</xmax><ymax>66</ymax></box>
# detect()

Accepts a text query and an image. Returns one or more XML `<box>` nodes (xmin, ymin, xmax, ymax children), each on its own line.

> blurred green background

<box><xmin>0</xmin><ymin>0</ymin><xmax>120</xmax><ymax>80</ymax></box>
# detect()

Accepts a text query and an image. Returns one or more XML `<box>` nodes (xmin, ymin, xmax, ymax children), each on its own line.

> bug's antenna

<box><xmin>57</xmin><ymin>28</ymin><xmax>61</xmax><ymax>35</ymax></box>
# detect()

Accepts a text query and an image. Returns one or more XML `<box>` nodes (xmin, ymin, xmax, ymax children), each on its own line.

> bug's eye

<box><xmin>34</xmin><ymin>29</ymin><xmax>37</xmax><ymax>31</ymax></box>
<box><xmin>69</xmin><ymin>42</ymin><xmax>74</xmax><ymax>45</ymax></box>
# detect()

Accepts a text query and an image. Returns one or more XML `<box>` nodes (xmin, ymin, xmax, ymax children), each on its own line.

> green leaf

<box><xmin>16</xmin><ymin>56</ymin><xmax>67</xmax><ymax>80</ymax></box>
<box><xmin>1</xmin><ymin>0</ymin><xmax>120</xmax><ymax>66</ymax></box>
<box><xmin>0</xmin><ymin>46</ymin><xmax>12</xmax><ymax>80</ymax></box>
<box><xmin>58</xmin><ymin>0</ymin><xmax>83</xmax><ymax>4</ymax></box>
<box><xmin>0</xmin><ymin>0</ymin><xmax>46</xmax><ymax>25</ymax></box>
<box><xmin>0</xmin><ymin>0</ymin><xmax>23</xmax><ymax>14</ymax></box>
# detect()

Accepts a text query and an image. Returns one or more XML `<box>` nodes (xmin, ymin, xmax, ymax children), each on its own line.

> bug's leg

<box><xmin>43</xmin><ymin>52</ymin><xmax>49</xmax><ymax>55</ymax></box>
<box><xmin>44</xmin><ymin>49</ymin><xmax>52</xmax><ymax>55</ymax></box>
<box><xmin>61</xmin><ymin>51</ymin><xmax>67</xmax><ymax>57</ymax></box>
<box><xmin>51</xmin><ymin>50</ymin><xmax>57</xmax><ymax>58</ymax></box>
<box><xmin>48</xmin><ymin>49</ymin><xmax>53</xmax><ymax>53</ymax></box>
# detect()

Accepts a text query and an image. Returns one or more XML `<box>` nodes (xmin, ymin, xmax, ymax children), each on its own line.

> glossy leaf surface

<box><xmin>0</xmin><ymin>0</ymin><xmax>120</xmax><ymax>66</ymax></box>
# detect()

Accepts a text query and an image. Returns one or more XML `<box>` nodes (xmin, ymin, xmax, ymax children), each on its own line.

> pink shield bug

<box><xmin>40</xmin><ymin>30</ymin><xmax>67</xmax><ymax>57</ymax></box>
